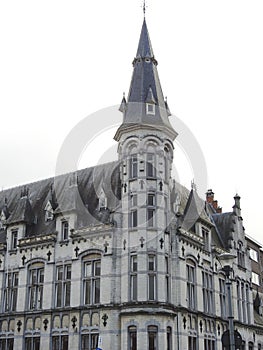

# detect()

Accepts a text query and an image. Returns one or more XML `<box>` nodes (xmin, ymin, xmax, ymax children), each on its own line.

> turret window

<box><xmin>11</xmin><ymin>230</ymin><xmax>18</xmax><ymax>250</ymax></box>
<box><xmin>130</xmin><ymin>255</ymin><xmax>138</xmax><ymax>301</ymax></box>
<box><xmin>61</xmin><ymin>221</ymin><xmax>69</xmax><ymax>241</ymax></box>
<box><xmin>146</xmin><ymin>153</ymin><xmax>155</xmax><ymax>178</ymax></box>
<box><xmin>147</xmin><ymin>194</ymin><xmax>156</xmax><ymax>228</ymax></box>
<box><xmin>130</xmin><ymin>194</ymin><xmax>138</xmax><ymax>228</ymax></box>
<box><xmin>146</xmin><ymin>103</ymin><xmax>155</xmax><ymax>115</ymax></box>
<box><xmin>129</xmin><ymin>155</ymin><xmax>138</xmax><ymax>179</ymax></box>
<box><xmin>148</xmin><ymin>255</ymin><xmax>156</xmax><ymax>300</ymax></box>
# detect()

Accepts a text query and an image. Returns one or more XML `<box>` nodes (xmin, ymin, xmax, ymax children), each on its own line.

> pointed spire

<box><xmin>114</xmin><ymin>19</ymin><xmax>177</xmax><ymax>142</ymax></box>
<box><xmin>136</xmin><ymin>18</ymin><xmax>154</xmax><ymax>59</ymax></box>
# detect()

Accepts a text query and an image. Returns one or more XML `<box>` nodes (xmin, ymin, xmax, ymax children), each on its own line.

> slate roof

<box><xmin>0</xmin><ymin>162</ymin><xmax>121</xmax><ymax>240</ymax></box>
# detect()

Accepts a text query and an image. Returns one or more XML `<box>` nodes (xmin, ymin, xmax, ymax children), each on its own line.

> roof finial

<box><xmin>143</xmin><ymin>0</ymin><xmax>147</xmax><ymax>17</ymax></box>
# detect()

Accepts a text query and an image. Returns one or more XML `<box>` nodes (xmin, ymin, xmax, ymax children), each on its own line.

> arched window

<box><xmin>128</xmin><ymin>326</ymin><xmax>137</xmax><ymax>350</ymax></box>
<box><xmin>166</xmin><ymin>327</ymin><xmax>172</xmax><ymax>350</ymax></box>
<box><xmin>148</xmin><ymin>326</ymin><xmax>158</xmax><ymax>350</ymax></box>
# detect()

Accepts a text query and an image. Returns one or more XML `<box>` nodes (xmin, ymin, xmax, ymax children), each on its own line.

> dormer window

<box><xmin>45</xmin><ymin>201</ymin><xmax>54</xmax><ymax>222</ymax></box>
<box><xmin>99</xmin><ymin>189</ymin><xmax>107</xmax><ymax>210</ymax></box>
<box><xmin>146</xmin><ymin>103</ymin><xmax>155</xmax><ymax>115</ymax></box>
<box><xmin>11</xmin><ymin>230</ymin><xmax>18</xmax><ymax>250</ymax></box>
<box><xmin>61</xmin><ymin>221</ymin><xmax>69</xmax><ymax>241</ymax></box>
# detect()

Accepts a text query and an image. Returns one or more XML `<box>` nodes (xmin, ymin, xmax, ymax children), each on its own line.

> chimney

<box><xmin>233</xmin><ymin>194</ymin><xmax>241</xmax><ymax>216</ymax></box>
<box><xmin>206</xmin><ymin>189</ymin><xmax>214</xmax><ymax>204</ymax></box>
<box><xmin>206</xmin><ymin>189</ymin><xmax>223</xmax><ymax>213</ymax></box>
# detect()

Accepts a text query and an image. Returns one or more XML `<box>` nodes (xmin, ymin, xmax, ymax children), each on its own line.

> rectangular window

<box><xmin>148</xmin><ymin>326</ymin><xmax>158</xmax><ymax>350</ymax></box>
<box><xmin>81</xmin><ymin>333</ymin><xmax>99</xmax><ymax>350</ymax></box>
<box><xmin>130</xmin><ymin>210</ymin><xmax>138</xmax><ymax>228</ymax></box>
<box><xmin>202</xmin><ymin>271</ymin><xmax>213</xmax><ymax>314</ymax></box>
<box><xmin>0</xmin><ymin>338</ymin><xmax>14</xmax><ymax>350</ymax></box>
<box><xmin>130</xmin><ymin>255</ymin><xmax>138</xmax><ymax>301</ymax></box>
<box><xmin>55</xmin><ymin>265</ymin><xmax>71</xmax><ymax>307</ymax></box>
<box><xmin>4</xmin><ymin>272</ymin><xmax>18</xmax><ymax>312</ymax></box>
<box><xmin>28</xmin><ymin>267</ymin><xmax>44</xmax><ymax>310</ymax></box>
<box><xmin>202</xmin><ymin>228</ymin><xmax>209</xmax><ymax>251</ymax></box>
<box><xmin>61</xmin><ymin>221</ymin><xmax>69</xmax><ymax>241</ymax></box>
<box><xmin>147</xmin><ymin>209</ymin><xmax>155</xmax><ymax>227</ymax></box>
<box><xmin>204</xmin><ymin>339</ymin><xmax>215</xmax><ymax>350</ymax></box>
<box><xmin>252</xmin><ymin>272</ymin><xmax>260</xmax><ymax>286</ymax></box>
<box><xmin>129</xmin><ymin>155</ymin><xmax>138</xmax><ymax>178</ymax></box>
<box><xmin>187</xmin><ymin>263</ymin><xmax>196</xmax><ymax>310</ymax></box>
<box><xmin>219</xmin><ymin>278</ymin><xmax>226</xmax><ymax>318</ymax></box>
<box><xmin>250</xmin><ymin>248</ymin><xmax>259</xmax><ymax>262</ymax></box>
<box><xmin>148</xmin><ymin>255</ymin><xmax>156</xmax><ymax>301</ymax></box>
<box><xmin>147</xmin><ymin>154</ymin><xmax>155</xmax><ymax>178</ymax></box>
<box><xmin>25</xmin><ymin>337</ymin><xmax>40</xmax><ymax>350</ymax></box>
<box><xmin>84</xmin><ymin>258</ymin><xmax>101</xmax><ymax>305</ymax></box>
<box><xmin>188</xmin><ymin>336</ymin><xmax>197</xmax><ymax>350</ymax></box>
<box><xmin>11</xmin><ymin>230</ymin><xmax>18</xmax><ymax>250</ymax></box>
<box><xmin>165</xmin><ymin>256</ymin><xmax>170</xmax><ymax>302</ymax></box>
<box><xmin>52</xmin><ymin>335</ymin><xmax>68</xmax><ymax>350</ymax></box>
<box><xmin>167</xmin><ymin>327</ymin><xmax>172</xmax><ymax>350</ymax></box>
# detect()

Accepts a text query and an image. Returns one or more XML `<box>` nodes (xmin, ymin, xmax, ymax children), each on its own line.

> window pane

<box><xmin>94</xmin><ymin>279</ymin><xmax>100</xmax><ymax>304</ymax></box>
<box><xmin>61</xmin><ymin>336</ymin><xmax>68</xmax><ymax>350</ymax></box>
<box><xmin>85</xmin><ymin>280</ymin><xmax>91</xmax><ymax>304</ymax></box>
<box><xmin>149</xmin><ymin>275</ymin><xmax>155</xmax><ymax>300</ymax></box>
<box><xmin>65</xmin><ymin>282</ymin><xmax>71</xmax><ymax>306</ymax></box>
<box><xmin>56</xmin><ymin>283</ymin><xmax>62</xmax><ymax>307</ymax></box>
<box><xmin>94</xmin><ymin>261</ymin><xmax>101</xmax><ymax>276</ymax></box>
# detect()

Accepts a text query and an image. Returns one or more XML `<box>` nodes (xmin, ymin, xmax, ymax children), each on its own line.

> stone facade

<box><xmin>0</xmin><ymin>14</ymin><xmax>263</xmax><ymax>350</ymax></box>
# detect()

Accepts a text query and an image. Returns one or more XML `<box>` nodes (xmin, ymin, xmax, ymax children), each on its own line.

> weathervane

<box><xmin>142</xmin><ymin>0</ymin><xmax>148</xmax><ymax>17</ymax></box>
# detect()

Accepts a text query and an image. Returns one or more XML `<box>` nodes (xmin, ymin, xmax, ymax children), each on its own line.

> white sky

<box><xmin>0</xmin><ymin>0</ymin><xmax>263</xmax><ymax>243</ymax></box>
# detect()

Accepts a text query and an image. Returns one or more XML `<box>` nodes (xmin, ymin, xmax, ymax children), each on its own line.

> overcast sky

<box><xmin>0</xmin><ymin>0</ymin><xmax>263</xmax><ymax>244</ymax></box>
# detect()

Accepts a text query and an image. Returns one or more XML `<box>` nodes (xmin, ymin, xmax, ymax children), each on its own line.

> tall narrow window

<box><xmin>129</xmin><ymin>155</ymin><xmax>138</xmax><ymax>179</ymax></box>
<box><xmin>146</xmin><ymin>154</ymin><xmax>155</xmax><ymax>178</ymax></box>
<box><xmin>219</xmin><ymin>277</ymin><xmax>226</xmax><ymax>318</ymax></box>
<box><xmin>164</xmin><ymin>196</ymin><xmax>168</xmax><ymax>229</ymax></box>
<box><xmin>55</xmin><ymin>265</ymin><xmax>71</xmax><ymax>307</ymax></box>
<box><xmin>61</xmin><ymin>221</ymin><xmax>69</xmax><ymax>241</ymax></box>
<box><xmin>148</xmin><ymin>326</ymin><xmax>158</xmax><ymax>350</ymax></box>
<box><xmin>130</xmin><ymin>194</ymin><xmax>138</xmax><ymax>228</ymax></box>
<box><xmin>4</xmin><ymin>272</ymin><xmax>18</xmax><ymax>312</ymax></box>
<box><xmin>165</xmin><ymin>256</ymin><xmax>170</xmax><ymax>302</ymax></box>
<box><xmin>128</xmin><ymin>326</ymin><xmax>137</xmax><ymax>350</ymax></box>
<box><xmin>130</xmin><ymin>255</ymin><xmax>138</xmax><ymax>301</ymax></box>
<box><xmin>202</xmin><ymin>271</ymin><xmax>213</xmax><ymax>314</ymax></box>
<box><xmin>147</xmin><ymin>194</ymin><xmax>155</xmax><ymax>228</ymax></box>
<box><xmin>83</xmin><ymin>255</ymin><xmax>101</xmax><ymax>305</ymax></box>
<box><xmin>148</xmin><ymin>255</ymin><xmax>156</xmax><ymax>301</ymax></box>
<box><xmin>28</xmin><ymin>265</ymin><xmax>44</xmax><ymax>310</ymax></box>
<box><xmin>237</xmin><ymin>242</ymin><xmax>245</xmax><ymax>268</ymax></box>
<box><xmin>201</xmin><ymin>228</ymin><xmax>209</xmax><ymax>251</ymax></box>
<box><xmin>187</xmin><ymin>261</ymin><xmax>196</xmax><ymax>310</ymax></box>
<box><xmin>11</xmin><ymin>230</ymin><xmax>18</xmax><ymax>250</ymax></box>
<box><xmin>167</xmin><ymin>327</ymin><xmax>172</xmax><ymax>350</ymax></box>
<box><xmin>237</xmin><ymin>280</ymin><xmax>242</xmax><ymax>320</ymax></box>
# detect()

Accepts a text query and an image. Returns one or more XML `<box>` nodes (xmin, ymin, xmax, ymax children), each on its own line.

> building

<box><xmin>0</xmin><ymin>11</ymin><xmax>263</xmax><ymax>350</ymax></box>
